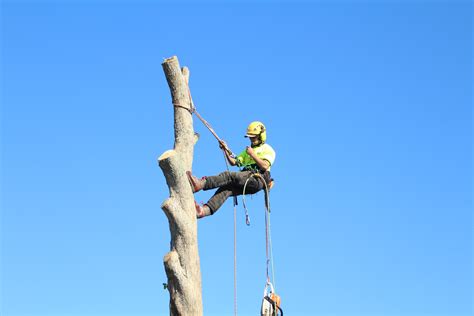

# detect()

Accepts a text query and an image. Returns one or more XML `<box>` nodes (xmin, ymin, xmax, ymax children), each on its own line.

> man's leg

<box><xmin>187</xmin><ymin>170</ymin><xmax>247</xmax><ymax>193</ymax></box>
<box><xmin>204</xmin><ymin>186</ymin><xmax>234</xmax><ymax>215</ymax></box>
<box><xmin>203</xmin><ymin>175</ymin><xmax>264</xmax><ymax>216</ymax></box>
<box><xmin>193</xmin><ymin>171</ymin><xmax>265</xmax><ymax>219</ymax></box>
<box><xmin>204</xmin><ymin>171</ymin><xmax>253</xmax><ymax>190</ymax></box>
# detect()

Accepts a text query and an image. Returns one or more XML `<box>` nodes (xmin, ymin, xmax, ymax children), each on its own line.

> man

<box><xmin>187</xmin><ymin>121</ymin><xmax>276</xmax><ymax>218</ymax></box>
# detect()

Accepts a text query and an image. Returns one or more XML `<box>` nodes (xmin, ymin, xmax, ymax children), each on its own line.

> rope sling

<box><xmin>173</xmin><ymin>80</ymin><xmax>281</xmax><ymax>316</ymax></box>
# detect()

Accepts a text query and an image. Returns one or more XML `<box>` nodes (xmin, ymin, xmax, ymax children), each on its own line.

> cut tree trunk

<box><xmin>158</xmin><ymin>56</ymin><xmax>203</xmax><ymax>316</ymax></box>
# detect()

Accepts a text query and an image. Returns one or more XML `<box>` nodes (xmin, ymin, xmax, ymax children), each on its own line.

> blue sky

<box><xmin>1</xmin><ymin>1</ymin><xmax>472</xmax><ymax>316</ymax></box>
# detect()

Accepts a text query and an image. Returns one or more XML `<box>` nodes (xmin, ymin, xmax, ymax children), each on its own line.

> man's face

<box><xmin>249</xmin><ymin>136</ymin><xmax>259</xmax><ymax>146</ymax></box>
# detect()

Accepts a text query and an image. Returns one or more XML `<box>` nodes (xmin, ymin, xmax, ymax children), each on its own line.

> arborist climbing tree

<box><xmin>186</xmin><ymin>120</ymin><xmax>281</xmax><ymax>316</ymax></box>
<box><xmin>187</xmin><ymin>121</ymin><xmax>276</xmax><ymax>218</ymax></box>
<box><xmin>158</xmin><ymin>56</ymin><xmax>282</xmax><ymax>316</ymax></box>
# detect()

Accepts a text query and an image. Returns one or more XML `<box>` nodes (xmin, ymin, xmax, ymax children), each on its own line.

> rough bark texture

<box><xmin>158</xmin><ymin>56</ymin><xmax>202</xmax><ymax>316</ymax></box>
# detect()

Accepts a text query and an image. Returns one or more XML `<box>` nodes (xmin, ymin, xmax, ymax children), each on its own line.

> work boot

<box><xmin>186</xmin><ymin>171</ymin><xmax>206</xmax><ymax>193</ymax></box>
<box><xmin>194</xmin><ymin>201</ymin><xmax>211</xmax><ymax>219</ymax></box>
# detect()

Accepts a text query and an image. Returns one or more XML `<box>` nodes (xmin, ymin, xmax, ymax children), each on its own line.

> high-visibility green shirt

<box><xmin>236</xmin><ymin>143</ymin><xmax>276</xmax><ymax>171</ymax></box>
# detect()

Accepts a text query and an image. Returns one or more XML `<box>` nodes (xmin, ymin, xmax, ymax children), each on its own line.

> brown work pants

<box><xmin>204</xmin><ymin>170</ymin><xmax>266</xmax><ymax>214</ymax></box>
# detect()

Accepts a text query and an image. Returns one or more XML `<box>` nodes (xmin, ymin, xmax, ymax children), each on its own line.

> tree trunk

<box><xmin>158</xmin><ymin>56</ymin><xmax>203</xmax><ymax>316</ymax></box>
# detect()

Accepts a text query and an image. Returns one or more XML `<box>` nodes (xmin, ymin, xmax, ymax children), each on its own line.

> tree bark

<box><xmin>158</xmin><ymin>56</ymin><xmax>203</xmax><ymax>316</ymax></box>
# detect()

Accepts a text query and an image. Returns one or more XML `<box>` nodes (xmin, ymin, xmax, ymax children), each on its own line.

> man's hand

<box><xmin>219</xmin><ymin>140</ymin><xmax>237</xmax><ymax>166</ymax></box>
<box><xmin>247</xmin><ymin>146</ymin><xmax>270</xmax><ymax>171</ymax></box>
<box><xmin>246</xmin><ymin>146</ymin><xmax>255</xmax><ymax>158</ymax></box>
<box><xmin>219</xmin><ymin>140</ymin><xmax>234</xmax><ymax>158</ymax></box>
<box><xmin>219</xmin><ymin>140</ymin><xmax>231</xmax><ymax>154</ymax></box>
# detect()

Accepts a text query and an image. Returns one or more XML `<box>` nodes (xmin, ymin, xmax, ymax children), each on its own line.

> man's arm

<box><xmin>219</xmin><ymin>141</ymin><xmax>238</xmax><ymax>166</ymax></box>
<box><xmin>225</xmin><ymin>149</ymin><xmax>238</xmax><ymax>166</ymax></box>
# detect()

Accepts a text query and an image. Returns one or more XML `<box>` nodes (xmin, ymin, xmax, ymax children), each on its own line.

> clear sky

<box><xmin>1</xmin><ymin>1</ymin><xmax>472</xmax><ymax>316</ymax></box>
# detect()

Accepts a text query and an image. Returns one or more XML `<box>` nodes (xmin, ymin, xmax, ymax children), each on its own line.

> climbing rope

<box><xmin>242</xmin><ymin>173</ymin><xmax>276</xmax><ymax>291</ymax></box>
<box><xmin>233</xmin><ymin>195</ymin><xmax>238</xmax><ymax>316</ymax></box>
<box><xmin>222</xmin><ymin>151</ymin><xmax>239</xmax><ymax>316</ymax></box>
<box><xmin>173</xmin><ymin>101</ymin><xmax>234</xmax><ymax>157</ymax></box>
<box><xmin>243</xmin><ymin>174</ymin><xmax>281</xmax><ymax>315</ymax></box>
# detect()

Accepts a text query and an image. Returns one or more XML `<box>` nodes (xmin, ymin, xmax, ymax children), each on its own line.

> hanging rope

<box><xmin>221</xmin><ymin>150</ymin><xmax>239</xmax><ymax>316</ymax></box>
<box><xmin>242</xmin><ymin>173</ymin><xmax>276</xmax><ymax>290</ymax></box>
<box><xmin>233</xmin><ymin>194</ymin><xmax>238</xmax><ymax>316</ymax></box>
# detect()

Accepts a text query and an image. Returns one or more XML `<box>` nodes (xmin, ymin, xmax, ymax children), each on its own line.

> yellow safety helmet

<box><xmin>245</xmin><ymin>121</ymin><xmax>267</xmax><ymax>144</ymax></box>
